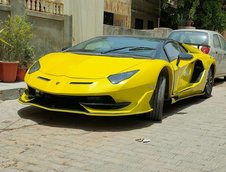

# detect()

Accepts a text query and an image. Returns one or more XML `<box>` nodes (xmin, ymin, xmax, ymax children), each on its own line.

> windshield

<box><xmin>65</xmin><ymin>36</ymin><xmax>163</xmax><ymax>58</ymax></box>
<box><xmin>168</xmin><ymin>31</ymin><xmax>209</xmax><ymax>45</ymax></box>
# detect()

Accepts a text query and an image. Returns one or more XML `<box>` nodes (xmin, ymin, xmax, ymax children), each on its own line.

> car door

<box><xmin>211</xmin><ymin>34</ymin><xmax>224</xmax><ymax>77</ymax></box>
<box><xmin>164</xmin><ymin>42</ymin><xmax>195</xmax><ymax>98</ymax></box>
<box><xmin>218</xmin><ymin>35</ymin><xmax>226</xmax><ymax>76</ymax></box>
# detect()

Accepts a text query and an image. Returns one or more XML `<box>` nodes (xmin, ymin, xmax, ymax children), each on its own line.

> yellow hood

<box><xmin>39</xmin><ymin>52</ymin><xmax>147</xmax><ymax>78</ymax></box>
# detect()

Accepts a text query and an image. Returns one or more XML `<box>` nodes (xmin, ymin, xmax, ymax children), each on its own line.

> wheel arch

<box><xmin>158</xmin><ymin>66</ymin><xmax>173</xmax><ymax>101</ymax></box>
<box><xmin>210</xmin><ymin>63</ymin><xmax>216</xmax><ymax>78</ymax></box>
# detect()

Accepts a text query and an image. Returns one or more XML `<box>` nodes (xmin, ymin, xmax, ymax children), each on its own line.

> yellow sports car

<box><xmin>19</xmin><ymin>36</ymin><xmax>216</xmax><ymax>121</ymax></box>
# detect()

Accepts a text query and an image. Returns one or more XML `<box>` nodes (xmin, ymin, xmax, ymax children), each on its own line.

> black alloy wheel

<box><xmin>203</xmin><ymin>69</ymin><xmax>213</xmax><ymax>98</ymax></box>
<box><xmin>146</xmin><ymin>75</ymin><xmax>166</xmax><ymax>121</ymax></box>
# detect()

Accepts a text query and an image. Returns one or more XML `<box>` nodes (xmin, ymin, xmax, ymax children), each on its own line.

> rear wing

<box><xmin>181</xmin><ymin>42</ymin><xmax>210</xmax><ymax>54</ymax></box>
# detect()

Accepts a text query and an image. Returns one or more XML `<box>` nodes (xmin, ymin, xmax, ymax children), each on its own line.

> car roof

<box><xmin>170</xmin><ymin>29</ymin><xmax>219</xmax><ymax>35</ymax></box>
<box><xmin>99</xmin><ymin>35</ymin><xmax>166</xmax><ymax>40</ymax></box>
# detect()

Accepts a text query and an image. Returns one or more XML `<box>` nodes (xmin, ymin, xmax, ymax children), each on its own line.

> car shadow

<box><xmin>214</xmin><ymin>77</ymin><xmax>225</xmax><ymax>86</ymax></box>
<box><xmin>163</xmin><ymin>97</ymin><xmax>205</xmax><ymax>119</ymax></box>
<box><xmin>17</xmin><ymin>77</ymin><xmax>224</xmax><ymax>131</ymax></box>
<box><xmin>162</xmin><ymin>77</ymin><xmax>225</xmax><ymax>119</ymax></box>
<box><xmin>18</xmin><ymin>106</ymin><xmax>153</xmax><ymax>132</ymax></box>
<box><xmin>18</xmin><ymin>96</ymin><xmax>207</xmax><ymax>132</ymax></box>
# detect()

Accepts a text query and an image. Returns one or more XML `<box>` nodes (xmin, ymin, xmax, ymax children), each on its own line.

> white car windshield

<box><xmin>169</xmin><ymin>31</ymin><xmax>208</xmax><ymax>45</ymax></box>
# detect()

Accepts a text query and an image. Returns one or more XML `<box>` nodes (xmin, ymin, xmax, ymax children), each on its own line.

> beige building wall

<box><xmin>64</xmin><ymin>0</ymin><xmax>104</xmax><ymax>45</ymax></box>
<box><xmin>104</xmin><ymin>0</ymin><xmax>131</xmax><ymax>28</ymax></box>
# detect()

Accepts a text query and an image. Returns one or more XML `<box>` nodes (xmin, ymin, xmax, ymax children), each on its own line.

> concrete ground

<box><xmin>0</xmin><ymin>82</ymin><xmax>26</xmax><ymax>91</ymax></box>
<box><xmin>0</xmin><ymin>82</ymin><xmax>26</xmax><ymax>101</ymax></box>
<box><xmin>0</xmin><ymin>79</ymin><xmax>226</xmax><ymax>172</ymax></box>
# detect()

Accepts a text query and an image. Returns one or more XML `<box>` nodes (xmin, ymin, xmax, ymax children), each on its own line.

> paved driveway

<box><xmin>0</xmin><ymin>79</ymin><xmax>226</xmax><ymax>172</ymax></box>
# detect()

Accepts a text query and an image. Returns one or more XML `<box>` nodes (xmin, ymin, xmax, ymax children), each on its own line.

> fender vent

<box><xmin>38</xmin><ymin>76</ymin><xmax>50</xmax><ymax>81</ymax></box>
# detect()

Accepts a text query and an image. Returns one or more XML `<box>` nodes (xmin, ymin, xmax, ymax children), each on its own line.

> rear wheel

<box><xmin>146</xmin><ymin>75</ymin><xmax>166</xmax><ymax>121</ymax></box>
<box><xmin>203</xmin><ymin>69</ymin><xmax>213</xmax><ymax>98</ymax></box>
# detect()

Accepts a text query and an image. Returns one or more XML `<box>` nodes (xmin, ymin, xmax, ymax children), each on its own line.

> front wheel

<box><xmin>146</xmin><ymin>75</ymin><xmax>166</xmax><ymax>121</ymax></box>
<box><xmin>203</xmin><ymin>69</ymin><xmax>213</xmax><ymax>98</ymax></box>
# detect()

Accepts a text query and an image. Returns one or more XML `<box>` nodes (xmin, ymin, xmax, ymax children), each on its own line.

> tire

<box><xmin>224</xmin><ymin>76</ymin><xmax>226</xmax><ymax>81</ymax></box>
<box><xmin>203</xmin><ymin>69</ymin><xmax>213</xmax><ymax>98</ymax></box>
<box><xmin>146</xmin><ymin>75</ymin><xmax>166</xmax><ymax>121</ymax></box>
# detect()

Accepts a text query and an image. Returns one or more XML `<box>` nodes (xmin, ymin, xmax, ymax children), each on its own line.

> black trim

<box><xmin>70</xmin><ymin>82</ymin><xmax>93</xmax><ymax>85</ymax></box>
<box><xmin>37</xmin><ymin>76</ymin><xmax>51</xmax><ymax>81</ymax></box>
<box><xmin>81</xmin><ymin>102</ymin><xmax>130</xmax><ymax>110</ymax></box>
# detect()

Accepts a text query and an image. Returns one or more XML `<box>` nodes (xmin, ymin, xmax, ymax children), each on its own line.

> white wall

<box><xmin>64</xmin><ymin>0</ymin><xmax>104</xmax><ymax>45</ymax></box>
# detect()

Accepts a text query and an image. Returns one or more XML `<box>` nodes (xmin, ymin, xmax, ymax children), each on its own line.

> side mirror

<box><xmin>176</xmin><ymin>53</ymin><xmax>193</xmax><ymax>66</ymax></box>
<box><xmin>62</xmin><ymin>46</ymin><xmax>71</xmax><ymax>51</ymax></box>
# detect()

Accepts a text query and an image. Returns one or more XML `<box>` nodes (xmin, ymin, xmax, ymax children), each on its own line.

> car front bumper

<box><xmin>19</xmin><ymin>71</ymin><xmax>155</xmax><ymax>116</ymax></box>
<box><xmin>19</xmin><ymin>85</ymin><xmax>154</xmax><ymax>116</ymax></box>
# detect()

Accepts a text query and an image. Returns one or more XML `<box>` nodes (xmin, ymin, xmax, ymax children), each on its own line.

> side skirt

<box><xmin>171</xmin><ymin>92</ymin><xmax>205</xmax><ymax>104</ymax></box>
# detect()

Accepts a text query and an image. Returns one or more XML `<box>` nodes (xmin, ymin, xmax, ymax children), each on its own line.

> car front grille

<box><xmin>26</xmin><ymin>86</ymin><xmax>130</xmax><ymax>111</ymax></box>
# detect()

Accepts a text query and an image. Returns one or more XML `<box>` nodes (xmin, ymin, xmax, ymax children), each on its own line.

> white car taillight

<box><xmin>201</xmin><ymin>46</ymin><xmax>210</xmax><ymax>54</ymax></box>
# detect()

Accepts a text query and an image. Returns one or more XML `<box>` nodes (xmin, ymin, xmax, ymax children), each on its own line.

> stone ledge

<box><xmin>26</xmin><ymin>9</ymin><xmax>64</xmax><ymax>21</ymax></box>
<box><xmin>0</xmin><ymin>4</ymin><xmax>10</xmax><ymax>12</ymax></box>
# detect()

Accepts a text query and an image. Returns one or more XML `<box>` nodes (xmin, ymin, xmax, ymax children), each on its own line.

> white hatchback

<box><xmin>168</xmin><ymin>29</ymin><xmax>226</xmax><ymax>79</ymax></box>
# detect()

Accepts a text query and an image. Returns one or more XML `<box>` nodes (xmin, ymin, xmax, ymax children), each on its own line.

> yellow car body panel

<box><xmin>169</xmin><ymin>44</ymin><xmax>215</xmax><ymax>101</ymax></box>
<box><xmin>19</xmin><ymin>41</ymin><xmax>215</xmax><ymax>116</ymax></box>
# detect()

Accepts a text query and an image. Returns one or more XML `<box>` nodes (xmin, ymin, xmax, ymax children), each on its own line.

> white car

<box><xmin>168</xmin><ymin>29</ymin><xmax>226</xmax><ymax>79</ymax></box>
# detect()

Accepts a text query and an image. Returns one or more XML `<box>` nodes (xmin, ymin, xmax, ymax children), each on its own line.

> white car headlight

<box><xmin>108</xmin><ymin>70</ymin><xmax>139</xmax><ymax>84</ymax></box>
<box><xmin>28</xmin><ymin>61</ymin><xmax>40</xmax><ymax>74</ymax></box>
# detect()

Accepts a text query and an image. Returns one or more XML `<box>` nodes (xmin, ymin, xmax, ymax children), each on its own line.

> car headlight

<box><xmin>28</xmin><ymin>61</ymin><xmax>40</xmax><ymax>74</ymax></box>
<box><xmin>108</xmin><ymin>70</ymin><xmax>139</xmax><ymax>84</ymax></box>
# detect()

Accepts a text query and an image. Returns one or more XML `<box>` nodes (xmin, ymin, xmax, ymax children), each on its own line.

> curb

<box><xmin>0</xmin><ymin>88</ymin><xmax>25</xmax><ymax>101</ymax></box>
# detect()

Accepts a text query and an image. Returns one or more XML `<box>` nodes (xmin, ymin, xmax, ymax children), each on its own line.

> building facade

<box><xmin>104</xmin><ymin>0</ymin><xmax>131</xmax><ymax>28</ymax></box>
<box><xmin>0</xmin><ymin>0</ymin><xmax>70</xmax><ymax>57</ymax></box>
<box><xmin>64</xmin><ymin>0</ymin><xmax>104</xmax><ymax>45</ymax></box>
<box><xmin>64</xmin><ymin>0</ymin><xmax>136</xmax><ymax>44</ymax></box>
<box><xmin>0</xmin><ymin>0</ymin><xmax>172</xmax><ymax>57</ymax></box>
<box><xmin>131</xmin><ymin>0</ymin><xmax>160</xmax><ymax>29</ymax></box>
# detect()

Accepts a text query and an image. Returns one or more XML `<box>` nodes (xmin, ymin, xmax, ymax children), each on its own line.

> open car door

<box><xmin>164</xmin><ymin>41</ymin><xmax>204</xmax><ymax>100</ymax></box>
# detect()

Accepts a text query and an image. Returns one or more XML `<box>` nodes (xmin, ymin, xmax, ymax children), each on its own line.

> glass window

<box><xmin>164</xmin><ymin>42</ymin><xmax>181</xmax><ymax>61</ymax></box>
<box><xmin>135</xmin><ymin>19</ymin><xmax>143</xmax><ymax>29</ymax></box>
<box><xmin>147</xmin><ymin>20</ymin><xmax>154</xmax><ymax>29</ymax></box>
<box><xmin>104</xmin><ymin>12</ymin><xmax>113</xmax><ymax>25</ymax></box>
<box><xmin>157</xmin><ymin>48</ymin><xmax>169</xmax><ymax>61</ymax></box>
<box><xmin>218</xmin><ymin>35</ymin><xmax>226</xmax><ymax>51</ymax></box>
<box><xmin>178</xmin><ymin>44</ymin><xmax>187</xmax><ymax>53</ymax></box>
<box><xmin>213</xmin><ymin>34</ymin><xmax>221</xmax><ymax>48</ymax></box>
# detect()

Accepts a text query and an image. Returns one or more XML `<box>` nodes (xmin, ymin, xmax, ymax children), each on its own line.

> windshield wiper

<box><xmin>102</xmin><ymin>46</ymin><xmax>155</xmax><ymax>54</ymax></box>
<box><xmin>129</xmin><ymin>47</ymin><xmax>155</xmax><ymax>51</ymax></box>
<box><xmin>101</xmin><ymin>46</ymin><xmax>136</xmax><ymax>54</ymax></box>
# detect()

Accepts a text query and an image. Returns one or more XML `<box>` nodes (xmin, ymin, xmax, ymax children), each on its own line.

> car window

<box><xmin>164</xmin><ymin>42</ymin><xmax>181</xmax><ymax>61</ymax></box>
<box><xmin>178</xmin><ymin>44</ymin><xmax>187</xmax><ymax>53</ymax></box>
<box><xmin>168</xmin><ymin>31</ymin><xmax>208</xmax><ymax>45</ymax></box>
<box><xmin>218</xmin><ymin>35</ymin><xmax>226</xmax><ymax>51</ymax></box>
<box><xmin>85</xmin><ymin>40</ymin><xmax>111</xmax><ymax>50</ymax></box>
<box><xmin>158</xmin><ymin>48</ymin><xmax>169</xmax><ymax>61</ymax></box>
<box><xmin>213</xmin><ymin>34</ymin><xmax>221</xmax><ymax>49</ymax></box>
